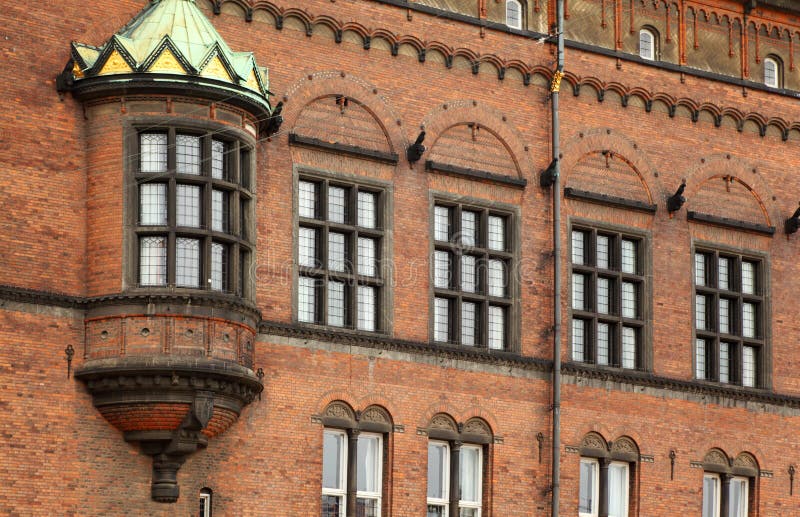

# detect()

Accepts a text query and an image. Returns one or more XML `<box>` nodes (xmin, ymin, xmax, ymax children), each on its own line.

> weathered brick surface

<box><xmin>4</xmin><ymin>0</ymin><xmax>800</xmax><ymax>515</ymax></box>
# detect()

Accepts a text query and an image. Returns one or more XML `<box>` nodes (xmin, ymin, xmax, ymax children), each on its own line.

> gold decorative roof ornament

<box><xmin>58</xmin><ymin>0</ymin><xmax>273</xmax><ymax>127</ymax></box>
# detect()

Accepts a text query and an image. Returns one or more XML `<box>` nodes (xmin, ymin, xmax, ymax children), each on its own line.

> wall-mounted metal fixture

<box><xmin>790</xmin><ymin>465</ymin><xmax>796</xmax><ymax>495</ymax></box>
<box><xmin>64</xmin><ymin>344</ymin><xmax>75</xmax><ymax>378</ymax></box>
<box><xmin>669</xmin><ymin>450</ymin><xmax>677</xmax><ymax>480</ymax></box>
<box><xmin>406</xmin><ymin>131</ymin><xmax>426</xmax><ymax>163</ymax></box>
<box><xmin>539</xmin><ymin>159</ymin><xmax>558</xmax><ymax>187</ymax></box>
<box><xmin>785</xmin><ymin>204</ymin><xmax>800</xmax><ymax>234</ymax></box>
<box><xmin>537</xmin><ymin>432</ymin><xmax>545</xmax><ymax>463</ymax></box>
<box><xmin>256</xmin><ymin>368</ymin><xmax>265</xmax><ymax>400</ymax></box>
<box><xmin>667</xmin><ymin>180</ymin><xmax>687</xmax><ymax>215</ymax></box>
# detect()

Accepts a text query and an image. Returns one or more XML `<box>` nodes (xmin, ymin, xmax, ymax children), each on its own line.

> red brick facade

<box><xmin>3</xmin><ymin>0</ymin><xmax>800</xmax><ymax>515</ymax></box>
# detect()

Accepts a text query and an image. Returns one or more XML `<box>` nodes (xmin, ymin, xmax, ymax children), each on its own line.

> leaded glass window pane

<box><xmin>696</xmin><ymin>339</ymin><xmax>707</xmax><ymax>379</ymax></box>
<box><xmin>622</xmin><ymin>327</ymin><xmax>636</xmax><ymax>369</ymax></box>
<box><xmin>572</xmin><ymin>318</ymin><xmax>585</xmax><ymax>361</ymax></box>
<box><xmin>358</xmin><ymin>237</ymin><xmax>377</xmax><ymax>277</ymax></box>
<box><xmin>572</xmin><ymin>230</ymin><xmax>585</xmax><ymax>265</ymax></box>
<box><xmin>210</xmin><ymin>242</ymin><xmax>227</xmax><ymax>291</ymax></box>
<box><xmin>597</xmin><ymin>278</ymin><xmax>610</xmax><ymax>315</ymax></box>
<box><xmin>461</xmin><ymin>255</ymin><xmax>477</xmax><ymax>293</ymax></box>
<box><xmin>742</xmin><ymin>261</ymin><xmax>756</xmax><ymax>294</ymax></box>
<box><xmin>434</xmin><ymin>298</ymin><xmax>449</xmax><ymax>342</ymax></box>
<box><xmin>621</xmin><ymin>239</ymin><xmax>636</xmax><ymax>274</ymax></box>
<box><xmin>719</xmin><ymin>298</ymin><xmax>730</xmax><ymax>334</ymax></box>
<box><xmin>696</xmin><ymin>294</ymin><xmax>707</xmax><ymax>330</ymax></box>
<box><xmin>488</xmin><ymin>305</ymin><xmax>505</xmax><ymax>349</ymax></box>
<box><xmin>140</xmin><ymin>236</ymin><xmax>167</xmax><ymax>286</ymax></box>
<box><xmin>488</xmin><ymin>259</ymin><xmax>505</xmax><ymax>298</ymax></box>
<box><xmin>742</xmin><ymin>302</ymin><xmax>756</xmax><ymax>338</ymax></box>
<box><xmin>175</xmin><ymin>237</ymin><xmax>200</xmax><ymax>288</ymax></box>
<box><xmin>357</xmin><ymin>285</ymin><xmax>376</xmax><ymax>331</ymax></box>
<box><xmin>176</xmin><ymin>184</ymin><xmax>201</xmax><ymax>228</ymax></box>
<box><xmin>176</xmin><ymin>134</ymin><xmax>201</xmax><ymax>175</ymax></box>
<box><xmin>640</xmin><ymin>29</ymin><xmax>654</xmax><ymax>60</ymax></box>
<box><xmin>461</xmin><ymin>211</ymin><xmax>478</xmax><ymax>246</ymax></box>
<box><xmin>299</xmin><ymin>181</ymin><xmax>317</xmax><ymax>219</ymax></box>
<box><xmin>139</xmin><ymin>183</ymin><xmax>167</xmax><ymax>225</ymax></box>
<box><xmin>719</xmin><ymin>342</ymin><xmax>730</xmax><ymax>383</ymax></box>
<box><xmin>298</xmin><ymin>277</ymin><xmax>317</xmax><ymax>323</ymax></box>
<box><xmin>461</xmin><ymin>302</ymin><xmax>477</xmax><ymax>346</ymax></box>
<box><xmin>572</xmin><ymin>273</ymin><xmax>586</xmax><ymax>310</ymax></box>
<box><xmin>211</xmin><ymin>189</ymin><xmax>228</xmax><ymax>232</ymax></box>
<box><xmin>434</xmin><ymin>206</ymin><xmax>450</xmax><ymax>242</ymax></box>
<box><xmin>434</xmin><ymin>251</ymin><xmax>451</xmax><ymax>289</ymax></box>
<box><xmin>621</xmin><ymin>282</ymin><xmax>636</xmax><ymax>318</ymax></box>
<box><xmin>328</xmin><ymin>280</ymin><xmax>345</xmax><ymax>327</ymax></box>
<box><xmin>488</xmin><ymin>215</ymin><xmax>505</xmax><ymax>251</ymax></box>
<box><xmin>597</xmin><ymin>323</ymin><xmax>610</xmax><ymax>365</ymax></box>
<box><xmin>695</xmin><ymin>253</ymin><xmax>706</xmax><ymax>286</ymax></box>
<box><xmin>140</xmin><ymin>133</ymin><xmax>167</xmax><ymax>173</ymax></box>
<box><xmin>358</xmin><ymin>191</ymin><xmax>377</xmax><ymax>228</ymax></box>
<box><xmin>211</xmin><ymin>139</ymin><xmax>227</xmax><ymax>179</ymax></box>
<box><xmin>328</xmin><ymin>232</ymin><xmax>346</xmax><ymax>272</ymax></box>
<box><xmin>743</xmin><ymin>346</ymin><xmax>756</xmax><ymax>387</ymax></box>
<box><xmin>298</xmin><ymin>227</ymin><xmax>317</xmax><ymax>268</ymax></box>
<box><xmin>718</xmin><ymin>257</ymin><xmax>730</xmax><ymax>290</ymax></box>
<box><xmin>506</xmin><ymin>0</ymin><xmax>521</xmax><ymax>28</ymax></box>
<box><xmin>329</xmin><ymin>186</ymin><xmax>347</xmax><ymax>224</ymax></box>
<box><xmin>596</xmin><ymin>235</ymin><xmax>610</xmax><ymax>270</ymax></box>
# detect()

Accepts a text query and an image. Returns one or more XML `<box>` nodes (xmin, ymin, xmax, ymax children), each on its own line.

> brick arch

<box><xmin>560</xmin><ymin>128</ymin><xmax>659</xmax><ymax>206</ymax></box>
<box><xmin>418</xmin><ymin>402</ymin><xmax>462</xmax><ymax>430</ymax></box>
<box><xmin>683</xmin><ymin>155</ymin><xmax>775</xmax><ymax>228</ymax></box>
<box><xmin>561</xmin><ymin>128</ymin><xmax>660</xmax><ymax>204</ymax></box>
<box><xmin>456</xmin><ymin>407</ymin><xmax>500</xmax><ymax>435</ymax></box>
<box><xmin>314</xmin><ymin>390</ymin><xmax>359</xmax><ymax>415</ymax></box>
<box><xmin>280</xmin><ymin>71</ymin><xmax>406</xmax><ymax>153</ymax></box>
<box><xmin>417</xmin><ymin>100</ymin><xmax>531</xmax><ymax>182</ymax></box>
<box><xmin>356</xmin><ymin>393</ymin><xmax>400</xmax><ymax>423</ymax></box>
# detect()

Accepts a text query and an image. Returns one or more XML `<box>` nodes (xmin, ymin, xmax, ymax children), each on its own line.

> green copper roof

<box><xmin>67</xmin><ymin>0</ymin><xmax>270</xmax><ymax>107</ymax></box>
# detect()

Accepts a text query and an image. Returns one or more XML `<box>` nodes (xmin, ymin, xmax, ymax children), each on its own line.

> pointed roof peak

<box><xmin>61</xmin><ymin>0</ymin><xmax>271</xmax><ymax>121</ymax></box>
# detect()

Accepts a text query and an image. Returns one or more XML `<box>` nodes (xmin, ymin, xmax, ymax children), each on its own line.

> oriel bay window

<box><xmin>694</xmin><ymin>249</ymin><xmax>766</xmax><ymax>388</ymax></box>
<box><xmin>570</xmin><ymin>226</ymin><xmax>648</xmax><ymax>369</ymax></box>
<box><xmin>432</xmin><ymin>201</ymin><xmax>516</xmax><ymax>349</ymax></box>
<box><xmin>134</xmin><ymin>129</ymin><xmax>253</xmax><ymax>297</ymax></box>
<box><xmin>297</xmin><ymin>176</ymin><xmax>385</xmax><ymax>332</ymax></box>
<box><xmin>319</xmin><ymin>402</ymin><xmax>393</xmax><ymax>517</ymax></box>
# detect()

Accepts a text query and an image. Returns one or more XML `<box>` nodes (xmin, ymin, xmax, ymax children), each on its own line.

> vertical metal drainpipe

<box><xmin>551</xmin><ymin>0</ymin><xmax>565</xmax><ymax>515</ymax></box>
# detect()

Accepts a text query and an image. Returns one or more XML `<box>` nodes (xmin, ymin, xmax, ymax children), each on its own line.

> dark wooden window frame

<box><xmin>569</xmin><ymin>223</ymin><xmax>651</xmax><ymax>371</ymax></box>
<box><xmin>126</xmin><ymin>121</ymin><xmax>255</xmax><ymax>299</ymax></box>
<box><xmin>295</xmin><ymin>172</ymin><xmax>387</xmax><ymax>332</ymax></box>
<box><xmin>693</xmin><ymin>246</ymin><xmax>768</xmax><ymax>388</ymax></box>
<box><xmin>430</xmin><ymin>196</ymin><xmax>519</xmax><ymax>351</ymax></box>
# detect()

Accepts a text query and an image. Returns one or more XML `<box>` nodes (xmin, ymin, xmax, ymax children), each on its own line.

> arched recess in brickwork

<box><xmin>703</xmin><ymin>447</ymin><xmax>731</xmax><ymax>472</ymax></box>
<box><xmin>418</xmin><ymin>101</ymin><xmax>530</xmax><ymax>182</ymax></box>
<box><xmin>610</xmin><ymin>436</ymin><xmax>640</xmax><ymax>462</ymax></box>
<box><xmin>580</xmin><ymin>431</ymin><xmax>610</xmax><ymax>456</ymax></box>
<box><xmin>281</xmin><ymin>71</ymin><xmax>406</xmax><ymax>152</ymax></box>
<box><xmin>683</xmin><ymin>156</ymin><xmax>775</xmax><ymax>229</ymax></box>
<box><xmin>560</xmin><ymin>129</ymin><xmax>658</xmax><ymax>205</ymax></box>
<box><xmin>321</xmin><ymin>400</ymin><xmax>358</xmax><ymax>428</ymax></box>
<box><xmin>461</xmin><ymin>417</ymin><xmax>493</xmax><ymax>444</ymax></box>
<box><xmin>360</xmin><ymin>405</ymin><xmax>393</xmax><ymax>427</ymax></box>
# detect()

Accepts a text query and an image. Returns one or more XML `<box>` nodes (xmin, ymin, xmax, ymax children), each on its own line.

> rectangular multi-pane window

<box><xmin>702</xmin><ymin>474</ymin><xmax>720</xmax><ymax>517</ymax></box>
<box><xmin>135</xmin><ymin>130</ymin><xmax>252</xmax><ymax>296</ymax></box>
<box><xmin>570</xmin><ymin>227</ymin><xmax>646</xmax><ymax>369</ymax></box>
<box><xmin>460</xmin><ymin>445</ymin><xmax>483</xmax><ymax>516</ymax></box>
<box><xmin>297</xmin><ymin>177</ymin><xmax>384</xmax><ymax>331</ymax></box>
<box><xmin>356</xmin><ymin>433</ymin><xmax>383</xmax><ymax>517</ymax></box>
<box><xmin>432</xmin><ymin>201</ymin><xmax>515</xmax><ymax>349</ymax></box>
<box><xmin>427</xmin><ymin>441</ymin><xmax>449</xmax><ymax>517</ymax></box>
<box><xmin>322</xmin><ymin>429</ymin><xmax>347</xmax><ymax>517</ymax></box>
<box><xmin>694</xmin><ymin>249</ymin><xmax>765</xmax><ymax>387</ymax></box>
<box><xmin>579</xmin><ymin>458</ymin><xmax>599</xmax><ymax>517</ymax></box>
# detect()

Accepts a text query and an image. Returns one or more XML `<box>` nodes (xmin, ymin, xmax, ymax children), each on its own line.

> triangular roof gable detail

<box><xmin>140</xmin><ymin>36</ymin><xmax>195</xmax><ymax>75</ymax></box>
<box><xmin>198</xmin><ymin>43</ymin><xmax>238</xmax><ymax>83</ymax></box>
<box><xmin>89</xmin><ymin>36</ymin><xmax>138</xmax><ymax>76</ymax></box>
